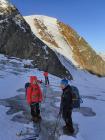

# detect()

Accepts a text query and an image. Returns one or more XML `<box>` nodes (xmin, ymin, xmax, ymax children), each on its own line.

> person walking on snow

<box><xmin>26</xmin><ymin>76</ymin><xmax>43</xmax><ymax>122</ymax></box>
<box><xmin>43</xmin><ymin>71</ymin><xmax>49</xmax><ymax>85</ymax></box>
<box><xmin>59</xmin><ymin>79</ymin><xmax>74</xmax><ymax>134</ymax></box>
<box><xmin>25</xmin><ymin>78</ymin><xmax>42</xmax><ymax>97</ymax></box>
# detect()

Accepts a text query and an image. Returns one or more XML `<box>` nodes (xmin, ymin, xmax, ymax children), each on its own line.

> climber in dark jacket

<box><xmin>60</xmin><ymin>79</ymin><xmax>74</xmax><ymax>134</ymax></box>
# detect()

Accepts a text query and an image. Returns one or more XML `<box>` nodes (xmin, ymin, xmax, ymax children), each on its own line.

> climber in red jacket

<box><xmin>26</xmin><ymin>76</ymin><xmax>43</xmax><ymax>122</ymax></box>
<box><xmin>43</xmin><ymin>71</ymin><xmax>49</xmax><ymax>85</ymax></box>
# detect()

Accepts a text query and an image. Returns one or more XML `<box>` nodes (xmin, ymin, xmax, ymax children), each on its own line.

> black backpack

<box><xmin>71</xmin><ymin>85</ymin><xmax>83</xmax><ymax>109</ymax></box>
<box><xmin>25</xmin><ymin>82</ymin><xmax>30</xmax><ymax>97</ymax></box>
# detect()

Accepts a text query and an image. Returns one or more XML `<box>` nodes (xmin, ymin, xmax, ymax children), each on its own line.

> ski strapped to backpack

<box><xmin>71</xmin><ymin>85</ymin><xmax>83</xmax><ymax>109</ymax></box>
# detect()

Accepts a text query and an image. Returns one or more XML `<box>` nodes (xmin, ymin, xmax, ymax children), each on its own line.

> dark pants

<box><xmin>30</xmin><ymin>103</ymin><xmax>40</xmax><ymax>118</ymax></box>
<box><xmin>62</xmin><ymin>109</ymin><xmax>74</xmax><ymax>131</ymax></box>
<box><xmin>45</xmin><ymin>76</ymin><xmax>49</xmax><ymax>85</ymax></box>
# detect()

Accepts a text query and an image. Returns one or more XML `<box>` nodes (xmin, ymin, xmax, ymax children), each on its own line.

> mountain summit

<box><xmin>24</xmin><ymin>15</ymin><xmax>105</xmax><ymax>77</ymax></box>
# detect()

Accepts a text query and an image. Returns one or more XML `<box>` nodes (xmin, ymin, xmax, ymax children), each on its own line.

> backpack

<box><xmin>25</xmin><ymin>82</ymin><xmax>30</xmax><ymax>97</ymax></box>
<box><xmin>71</xmin><ymin>85</ymin><xmax>83</xmax><ymax>109</ymax></box>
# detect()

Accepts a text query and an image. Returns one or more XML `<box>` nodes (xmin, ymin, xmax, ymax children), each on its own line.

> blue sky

<box><xmin>10</xmin><ymin>0</ymin><xmax>105</xmax><ymax>52</ymax></box>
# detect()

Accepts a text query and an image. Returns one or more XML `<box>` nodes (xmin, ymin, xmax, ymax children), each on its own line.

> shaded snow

<box><xmin>0</xmin><ymin>106</ymin><xmax>23</xmax><ymax>140</ymax></box>
<box><xmin>60</xmin><ymin>134</ymin><xmax>84</xmax><ymax>140</ymax></box>
<box><xmin>0</xmin><ymin>54</ymin><xmax>61</xmax><ymax>99</ymax></box>
<box><xmin>0</xmin><ymin>18</ymin><xmax>8</xmax><ymax>23</ymax></box>
<box><xmin>43</xmin><ymin>45</ymin><xmax>49</xmax><ymax>55</ymax></box>
<box><xmin>12</xmin><ymin>15</ymin><xmax>27</xmax><ymax>32</ymax></box>
<box><xmin>14</xmin><ymin>20</ymin><xmax>26</xmax><ymax>32</ymax></box>
<box><xmin>0</xmin><ymin>54</ymin><xmax>105</xmax><ymax>140</ymax></box>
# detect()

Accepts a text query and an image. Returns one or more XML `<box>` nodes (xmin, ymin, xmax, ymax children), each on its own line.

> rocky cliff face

<box><xmin>58</xmin><ymin>22</ymin><xmax>105</xmax><ymax>77</ymax></box>
<box><xmin>0</xmin><ymin>0</ymin><xmax>72</xmax><ymax>79</ymax></box>
<box><xmin>24</xmin><ymin>15</ymin><xmax>105</xmax><ymax>77</ymax></box>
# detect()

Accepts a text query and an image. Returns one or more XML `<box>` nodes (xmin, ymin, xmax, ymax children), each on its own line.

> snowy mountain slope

<box><xmin>24</xmin><ymin>15</ymin><xmax>105</xmax><ymax>77</ymax></box>
<box><xmin>0</xmin><ymin>54</ymin><xmax>105</xmax><ymax>140</ymax></box>
<box><xmin>0</xmin><ymin>1</ymin><xmax>105</xmax><ymax>140</ymax></box>
<box><xmin>99</xmin><ymin>53</ymin><xmax>105</xmax><ymax>61</ymax></box>
<box><xmin>24</xmin><ymin>15</ymin><xmax>78</xmax><ymax>66</ymax></box>
<box><xmin>0</xmin><ymin>0</ymin><xmax>72</xmax><ymax>79</ymax></box>
<box><xmin>0</xmin><ymin>54</ymin><xmax>61</xmax><ymax>99</ymax></box>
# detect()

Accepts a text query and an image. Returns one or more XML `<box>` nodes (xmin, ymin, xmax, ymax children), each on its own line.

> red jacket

<box><xmin>44</xmin><ymin>72</ymin><xmax>48</xmax><ymax>77</ymax></box>
<box><xmin>26</xmin><ymin>76</ymin><xmax>43</xmax><ymax>105</ymax></box>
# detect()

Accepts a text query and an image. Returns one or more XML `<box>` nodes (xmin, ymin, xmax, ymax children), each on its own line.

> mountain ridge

<box><xmin>99</xmin><ymin>53</ymin><xmax>105</xmax><ymax>61</ymax></box>
<box><xmin>0</xmin><ymin>1</ymin><xmax>72</xmax><ymax>79</ymax></box>
<box><xmin>24</xmin><ymin>15</ymin><xmax>105</xmax><ymax>77</ymax></box>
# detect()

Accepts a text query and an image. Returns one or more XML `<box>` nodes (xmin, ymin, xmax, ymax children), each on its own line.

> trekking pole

<box><xmin>41</xmin><ymin>82</ymin><xmax>48</xmax><ymax>103</ymax></box>
<box><xmin>52</xmin><ymin>114</ymin><xmax>61</xmax><ymax>137</ymax></box>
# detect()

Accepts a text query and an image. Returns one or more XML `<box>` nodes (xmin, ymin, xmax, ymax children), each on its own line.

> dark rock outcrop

<box><xmin>0</xmin><ymin>0</ymin><xmax>72</xmax><ymax>79</ymax></box>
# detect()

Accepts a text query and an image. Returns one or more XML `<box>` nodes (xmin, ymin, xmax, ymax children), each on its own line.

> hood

<box><xmin>30</xmin><ymin>76</ymin><xmax>37</xmax><ymax>84</ymax></box>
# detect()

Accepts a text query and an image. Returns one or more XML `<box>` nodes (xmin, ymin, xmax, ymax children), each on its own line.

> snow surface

<box><xmin>0</xmin><ymin>0</ymin><xmax>9</xmax><ymax>8</ymax></box>
<box><xmin>0</xmin><ymin>54</ymin><xmax>105</xmax><ymax>140</ymax></box>
<box><xmin>99</xmin><ymin>53</ymin><xmax>105</xmax><ymax>61</ymax></box>
<box><xmin>0</xmin><ymin>106</ymin><xmax>23</xmax><ymax>140</ymax></box>
<box><xmin>60</xmin><ymin>134</ymin><xmax>84</xmax><ymax>140</ymax></box>
<box><xmin>24</xmin><ymin>15</ymin><xmax>78</xmax><ymax>67</ymax></box>
<box><xmin>0</xmin><ymin>54</ymin><xmax>61</xmax><ymax>99</ymax></box>
<box><xmin>14</xmin><ymin>19</ymin><xmax>26</xmax><ymax>32</ymax></box>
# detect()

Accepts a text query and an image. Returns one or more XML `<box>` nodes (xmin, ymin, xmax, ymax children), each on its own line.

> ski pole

<box><xmin>52</xmin><ymin>114</ymin><xmax>61</xmax><ymax>136</ymax></box>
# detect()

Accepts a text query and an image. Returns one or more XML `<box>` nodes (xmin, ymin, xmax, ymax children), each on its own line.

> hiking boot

<box><xmin>67</xmin><ymin>125</ymin><xmax>75</xmax><ymax>134</ymax></box>
<box><xmin>38</xmin><ymin>116</ymin><xmax>42</xmax><ymax>120</ymax></box>
<box><xmin>32</xmin><ymin>117</ymin><xmax>39</xmax><ymax>123</ymax></box>
<box><xmin>38</xmin><ymin>115</ymin><xmax>42</xmax><ymax>122</ymax></box>
<box><xmin>63</xmin><ymin>124</ymin><xmax>74</xmax><ymax>134</ymax></box>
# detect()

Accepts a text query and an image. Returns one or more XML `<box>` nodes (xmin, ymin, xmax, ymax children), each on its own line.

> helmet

<box><xmin>61</xmin><ymin>79</ymin><xmax>68</xmax><ymax>87</ymax></box>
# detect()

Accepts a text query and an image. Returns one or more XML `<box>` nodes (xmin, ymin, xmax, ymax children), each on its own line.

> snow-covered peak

<box><xmin>24</xmin><ymin>15</ymin><xmax>78</xmax><ymax>66</ymax></box>
<box><xmin>28</xmin><ymin>15</ymin><xmax>57</xmax><ymax>24</ymax></box>
<box><xmin>0</xmin><ymin>0</ymin><xmax>9</xmax><ymax>8</ymax></box>
<box><xmin>24</xmin><ymin>15</ymin><xmax>105</xmax><ymax>77</ymax></box>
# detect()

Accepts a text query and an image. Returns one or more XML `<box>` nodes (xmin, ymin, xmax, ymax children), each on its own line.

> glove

<box><xmin>40</xmin><ymin>80</ymin><xmax>43</xmax><ymax>84</ymax></box>
<box><xmin>39</xmin><ymin>80</ymin><xmax>43</xmax><ymax>84</ymax></box>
